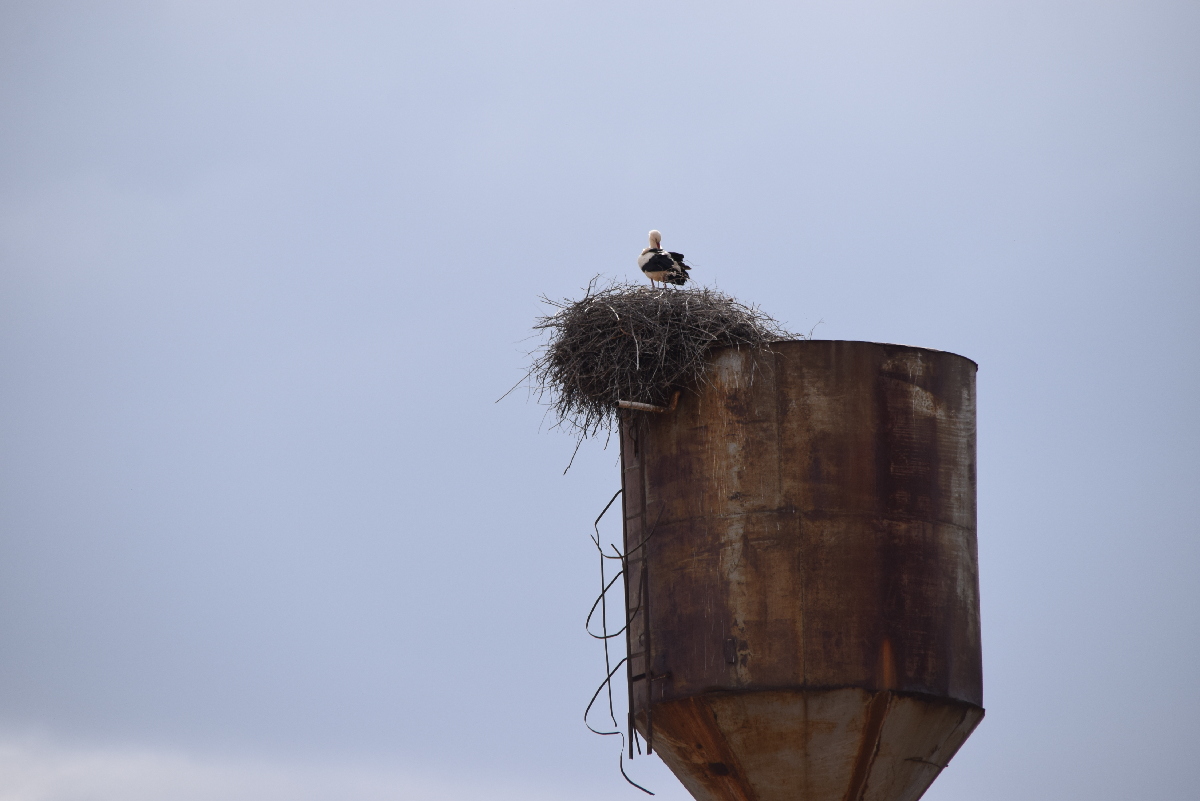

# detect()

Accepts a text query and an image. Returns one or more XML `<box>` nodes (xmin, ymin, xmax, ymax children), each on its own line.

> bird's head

<box><xmin>648</xmin><ymin>230</ymin><xmax>662</xmax><ymax>248</ymax></box>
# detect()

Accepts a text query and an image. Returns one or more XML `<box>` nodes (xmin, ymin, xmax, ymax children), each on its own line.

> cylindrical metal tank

<box><xmin>619</xmin><ymin>340</ymin><xmax>982</xmax><ymax>801</ymax></box>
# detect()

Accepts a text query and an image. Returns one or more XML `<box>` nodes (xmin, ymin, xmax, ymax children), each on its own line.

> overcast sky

<box><xmin>0</xmin><ymin>2</ymin><xmax>1197</xmax><ymax>799</ymax></box>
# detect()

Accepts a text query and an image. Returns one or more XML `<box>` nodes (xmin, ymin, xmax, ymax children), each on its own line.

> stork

<box><xmin>637</xmin><ymin>230</ymin><xmax>692</xmax><ymax>288</ymax></box>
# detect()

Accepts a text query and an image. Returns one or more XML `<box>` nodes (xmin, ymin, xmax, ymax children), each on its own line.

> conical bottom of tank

<box><xmin>642</xmin><ymin>688</ymin><xmax>982</xmax><ymax>801</ymax></box>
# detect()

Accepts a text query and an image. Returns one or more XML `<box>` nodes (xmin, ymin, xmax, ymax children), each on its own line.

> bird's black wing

<box><xmin>667</xmin><ymin>252</ymin><xmax>692</xmax><ymax>270</ymax></box>
<box><xmin>640</xmin><ymin>252</ymin><xmax>677</xmax><ymax>272</ymax></box>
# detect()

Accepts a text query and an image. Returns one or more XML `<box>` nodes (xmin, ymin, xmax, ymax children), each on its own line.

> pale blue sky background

<box><xmin>0</xmin><ymin>2</ymin><xmax>1197</xmax><ymax>799</ymax></box>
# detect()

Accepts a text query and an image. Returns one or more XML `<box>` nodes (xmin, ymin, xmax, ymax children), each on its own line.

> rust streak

<box><xmin>842</xmin><ymin>691</ymin><xmax>891</xmax><ymax>801</ymax></box>
<box><xmin>651</xmin><ymin>697</ymin><xmax>757</xmax><ymax>801</ymax></box>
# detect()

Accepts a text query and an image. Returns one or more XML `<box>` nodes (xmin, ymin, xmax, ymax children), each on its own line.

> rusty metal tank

<box><xmin>618</xmin><ymin>340</ymin><xmax>982</xmax><ymax>801</ymax></box>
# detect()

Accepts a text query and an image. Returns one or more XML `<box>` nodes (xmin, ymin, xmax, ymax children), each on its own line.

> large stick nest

<box><xmin>528</xmin><ymin>279</ymin><xmax>796</xmax><ymax>439</ymax></box>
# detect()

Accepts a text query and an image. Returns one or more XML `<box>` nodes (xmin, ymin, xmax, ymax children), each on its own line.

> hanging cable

<box><xmin>583</xmin><ymin>489</ymin><xmax>667</xmax><ymax>795</ymax></box>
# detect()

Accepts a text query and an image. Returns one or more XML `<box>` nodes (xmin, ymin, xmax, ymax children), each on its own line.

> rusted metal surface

<box><xmin>619</xmin><ymin>340</ymin><xmax>983</xmax><ymax>801</ymax></box>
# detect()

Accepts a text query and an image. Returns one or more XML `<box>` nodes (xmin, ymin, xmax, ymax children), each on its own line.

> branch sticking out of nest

<box><xmin>525</xmin><ymin>278</ymin><xmax>798</xmax><ymax>440</ymax></box>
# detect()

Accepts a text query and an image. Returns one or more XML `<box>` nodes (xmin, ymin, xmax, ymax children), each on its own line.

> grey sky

<box><xmin>0</xmin><ymin>2</ymin><xmax>1197</xmax><ymax>799</ymax></box>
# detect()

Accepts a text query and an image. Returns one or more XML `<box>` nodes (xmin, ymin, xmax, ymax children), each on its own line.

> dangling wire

<box><xmin>584</xmin><ymin>656</ymin><xmax>627</xmax><ymax>735</ymax></box>
<box><xmin>592</xmin><ymin>489</ymin><xmax>623</xmax><ymax>727</ymax></box>
<box><xmin>583</xmin><ymin>489</ymin><xmax>665</xmax><ymax>795</ymax></box>
<box><xmin>586</xmin><ymin>570</ymin><xmax>628</xmax><ymax>639</ymax></box>
<box><xmin>619</xmin><ymin>751</ymin><xmax>655</xmax><ymax>795</ymax></box>
<box><xmin>583</xmin><ymin>659</ymin><xmax>654</xmax><ymax>796</ymax></box>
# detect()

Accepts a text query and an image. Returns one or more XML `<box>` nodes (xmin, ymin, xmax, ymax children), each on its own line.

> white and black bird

<box><xmin>637</xmin><ymin>230</ymin><xmax>692</xmax><ymax>288</ymax></box>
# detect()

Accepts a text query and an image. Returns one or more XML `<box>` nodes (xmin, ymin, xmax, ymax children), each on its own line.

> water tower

<box><xmin>619</xmin><ymin>340</ymin><xmax>982</xmax><ymax>801</ymax></box>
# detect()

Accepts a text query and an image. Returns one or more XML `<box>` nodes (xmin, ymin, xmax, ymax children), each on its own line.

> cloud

<box><xmin>0</xmin><ymin>737</ymin><xmax>570</xmax><ymax>801</ymax></box>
